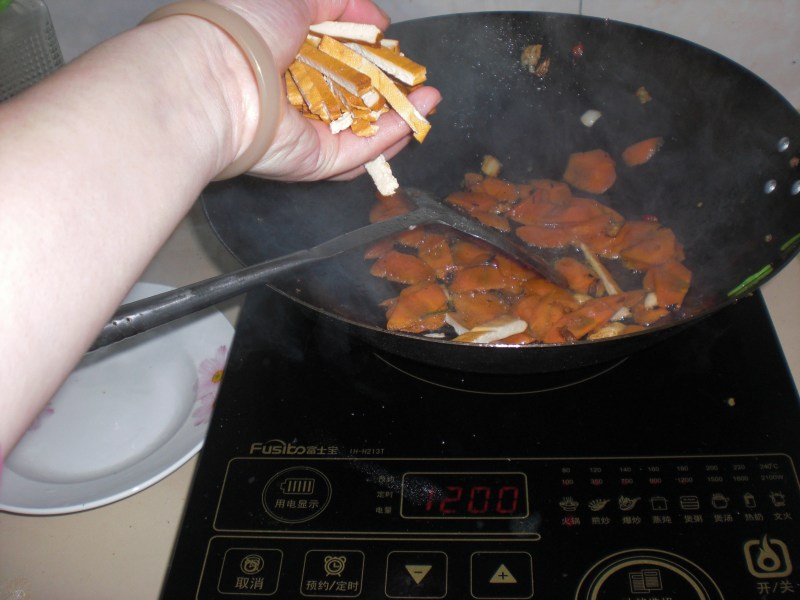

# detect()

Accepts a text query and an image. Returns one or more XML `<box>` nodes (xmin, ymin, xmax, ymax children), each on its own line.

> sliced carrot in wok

<box><xmin>539</xmin><ymin>197</ymin><xmax>608</xmax><ymax>226</ymax></box>
<box><xmin>364</xmin><ymin>236</ymin><xmax>397</xmax><ymax>259</ymax></box>
<box><xmin>508</xmin><ymin>196</ymin><xmax>550</xmax><ymax>226</ymax></box>
<box><xmin>450</xmin><ymin>292</ymin><xmax>510</xmax><ymax>330</ymax></box>
<box><xmin>472</xmin><ymin>210</ymin><xmax>511</xmax><ymax>232</ymax></box>
<box><xmin>451</xmin><ymin>240</ymin><xmax>493</xmax><ymax>268</ymax></box>
<box><xmin>562</xmin><ymin>149</ymin><xmax>617</xmax><ymax>194</ymax></box>
<box><xmin>446</xmin><ymin>190</ymin><xmax>499</xmax><ymax>213</ymax></box>
<box><xmin>523</xmin><ymin>278</ymin><xmax>581</xmax><ymax>310</ymax></box>
<box><xmin>512</xmin><ymin>293</ymin><xmax>570</xmax><ymax>341</ymax></box>
<box><xmin>417</xmin><ymin>233</ymin><xmax>455</xmax><ymax>279</ymax></box>
<box><xmin>393</xmin><ymin>227</ymin><xmax>427</xmax><ymax>248</ymax></box>
<box><xmin>530</xmin><ymin>179</ymin><xmax>574</xmax><ymax>204</ymax></box>
<box><xmin>494</xmin><ymin>254</ymin><xmax>541</xmax><ymax>283</ymax></box>
<box><xmin>620</xmin><ymin>227</ymin><xmax>680</xmax><ymax>269</ymax></box>
<box><xmin>385</xmin><ymin>282</ymin><xmax>448</xmax><ymax>333</ymax></box>
<box><xmin>543</xmin><ymin>290</ymin><xmax>645</xmax><ymax>343</ymax></box>
<box><xmin>554</xmin><ymin>257</ymin><xmax>603</xmax><ymax>295</ymax></box>
<box><xmin>515</xmin><ymin>224</ymin><xmax>573</xmax><ymax>248</ymax></box>
<box><xmin>643</xmin><ymin>258</ymin><xmax>692</xmax><ymax>308</ymax></box>
<box><xmin>449</xmin><ymin>265</ymin><xmax>508</xmax><ymax>293</ymax></box>
<box><xmin>508</xmin><ymin>181</ymin><xmax>575</xmax><ymax>223</ymax></box>
<box><xmin>622</xmin><ymin>136</ymin><xmax>664</xmax><ymax>167</ymax></box>
<box><xmin>370</xmin><ymin>250</ymin><xmax>435</xmax><ymax>284</ymax></box>
<box><xmin>462</xmin><ymin>172</ymin><xmax>484</xmax><ymax>190</ymax></box>
<box><xmin>585</xmin><ymin>220</ymin><xmax>661</xmax><ymax>258</ymax></box>
<box><xmin>516</xmin><ymin>212</ymin><xmax>620</xmax><ymax>249</ymax></box>
<box><xmin>369</xmin><ymin>190</ymin><xmax>412</xmax><ymax>222</ymax></box>
<box><xmin>478</xmin><ymin>177</ymin><xmax>520</xmax><ymax>201</ymax></box>
<box><xmin>632</xmin><ymin>304</ymin><xmax>670</xmax><ymax>326</ymax></box>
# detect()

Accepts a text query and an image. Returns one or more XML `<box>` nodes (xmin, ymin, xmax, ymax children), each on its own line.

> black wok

<box><xmin>202</xmin><ymin>12</ymin><xmax>800</xmax><ymax>374</ymax></box>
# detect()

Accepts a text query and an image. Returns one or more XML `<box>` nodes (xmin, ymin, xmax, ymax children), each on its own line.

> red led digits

<box><xmin>406</xmin><ymin>473</ymin><xmax>527</xmax><ymax>519</ymax></box>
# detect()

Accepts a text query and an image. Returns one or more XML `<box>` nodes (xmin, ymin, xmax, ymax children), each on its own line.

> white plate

<box><xmin>0</xmin><ymin>282</ymin><xmax>234</xmax><ymax>515</ymax></box>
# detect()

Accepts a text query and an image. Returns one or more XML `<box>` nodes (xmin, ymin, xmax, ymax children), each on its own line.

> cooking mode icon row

<box><xmin>559</xmin><ymin>491</ymin><xmax>786</xmax><ymax>512</ymax></box>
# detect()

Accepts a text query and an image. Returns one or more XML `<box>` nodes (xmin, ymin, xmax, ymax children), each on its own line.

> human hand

<box><xmin>215</xmin><ymin>0</ymin><xmax>442</xmax><ymax>182</ymax></box>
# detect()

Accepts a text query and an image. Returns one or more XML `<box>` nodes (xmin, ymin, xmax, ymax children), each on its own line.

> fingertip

<box><xmin>338</xmin><ymin>0</ymin><xmax>391</xmax><ymax>29</ymax></box>
<box><xmin>408</xmin><ymin>85</ymin><xmax>443</xmax><ymax>117</ymax></box>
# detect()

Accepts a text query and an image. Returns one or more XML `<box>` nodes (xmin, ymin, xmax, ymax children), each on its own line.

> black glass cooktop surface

<box><xmin>161</xmin><ymin>289</ymin><xmax>799</xmax><ymax>599</ymax></box>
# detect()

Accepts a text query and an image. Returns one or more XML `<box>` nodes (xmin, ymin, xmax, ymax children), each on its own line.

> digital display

<box><xmin>400</xmin><ymin>472</ymin><xmax>529</xmax><ymax>519</ymax></box>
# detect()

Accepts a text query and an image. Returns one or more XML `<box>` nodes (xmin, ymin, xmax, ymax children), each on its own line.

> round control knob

<box><xmin>576</xmin><ymin>548</ymin><xmax>723</xmax><ymax>599</ymax></box>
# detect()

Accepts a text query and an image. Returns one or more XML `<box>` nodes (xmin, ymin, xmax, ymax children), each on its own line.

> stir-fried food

<box><xmin>365</xmin><ymin>143</ymin><xmax>691</xmax><ymax>344</ymax></box>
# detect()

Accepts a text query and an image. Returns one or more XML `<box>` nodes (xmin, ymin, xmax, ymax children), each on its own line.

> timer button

<box><xmin>576</xmin><ymin>549</ymin><xmax>723</xmax><ymax>599</ymax></box>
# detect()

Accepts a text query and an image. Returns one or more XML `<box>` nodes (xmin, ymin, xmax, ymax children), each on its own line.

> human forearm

<box><xmin>0</xmin><ymin>14</ymin><xmax>256</xmax><ymax>453</ymax></box>
<box><xmin>0</xmin><ymin>0</ymin><xmax>441</xmax><ymax>459</ymax></box>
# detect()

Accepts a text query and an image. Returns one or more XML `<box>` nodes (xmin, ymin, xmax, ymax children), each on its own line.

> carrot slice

<box><xmin>562</xmin><ymin>149</ymin><xmax>617</xmax><ymax>194</ymax></box>
<box><xmin>530</xmin><ymin>179</ymin><xmax>574</xmax><ymax>204</ymax></box>
<box><xmin>632</xmin><ymin>304</ymin><xmax>670</xmax><ymax>326</ymax></box>
<box><xmin>643</xmin><ymin>259</ymin><xmax>692</xmax><ymax>308</ymax></box>
<box><xmin>513</xmin><ymin>293</ymin><xmax>569</xmax><ymax>341</ymax></box>
<box><xmin>446</xmin><ymin>190</ymin><xmax>499</xmax><ymax>213</ymax></box>
<box><xmin>543</xmin><ymin>291</ymin><xmax>644</xmax><ymax>343</ymax></box>
<box><xmin>515</xmin><ymin>224</ymin><xmax>573</xmax><ymax>248</ymax></box>
<box><xmin>622</xmin><ymin>136</ymin><xmax>664</xmax><ymax>167</ymax></box>
<box><xmin>449</xmin><ymin>265</ymin><xmax>508</xmax><ymax>293</ymax></box>
<box><xmin>417</xmin><ymin>234</ymin><xmax>455</xmax><ymax>279</ymax></box>
<box><xmin>522</xmin><ymin>279</ymin><xmax>581</xmax><ymax>310</ymax></box>
<box><xmin>463</xmin><ymin>172</ymin><xmax>484</xmax><ymax>190</ymax></box>
<box><xmin>620</xmin><ymin>227</ymin><xmax>680</xmax><ymax>269</ymax></box>
<box><xmin>451</xmin><ymin>240</ymin><xmax>493</xmax><ymax>268</ymax></box>
<box><xmin>364</xmin><ymin>236</ymin><xmax>397</xmax><ymax>259</ymax></box>
<box><xmin>394</xmin><ymin>227</ymin><xmax>427</xmax><ymax>248</ymax></box>
<box><xmin>369</xmin><ymin>190</ymin><xmax>412</xmax><ymax>222</ymax></box>
<box><xmin>472</xmin><ymin>210</ymin><xmax>511</xmax><ymax>232</ymax></box>
<box><xmin>507</xmin><ymin>196</ymin><xmax>551</xmax><ymax>225</ymax></box>
<box><xmin>494</xmin><ymin>254</ymin><xmax>541</xmax><ymax>283</ymax></box>
<box><xmin>586</xmin><ymin>220</ymin><xmax>661</xmax><ymax>258</ymax></box>
<box><xmin>370</xmin><ymin>250</ymin><xmax>435</xmax><ymax>284</ymax></box>
<box><xmin>386</xmin><ymin>282</ymin><xmax>448</xmax><ymax>333</ymax></box>
<box><xmin>554</xmin><ymin>257</ymin><xmax>603</xmax><ymax>295</ymax></box>
<box><xmin>479</xmin><ymin>177</ymin><xmax>520</xmax><ymax>201</ymax></box>
<box><xmin>450</xmin><ymin>292</ymin><xmax>509</xmax><ymax>329</ymax></box>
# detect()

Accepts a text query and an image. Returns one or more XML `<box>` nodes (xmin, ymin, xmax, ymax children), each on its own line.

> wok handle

<box><xmin>88</xmin><ymin>249</ymin><xmax>315</xmax><ymax>351</ymax></box>
<box><xmin>88</xmin><ymin>208</ymin><xmax>436</xmax><ymax>352</ymax></box>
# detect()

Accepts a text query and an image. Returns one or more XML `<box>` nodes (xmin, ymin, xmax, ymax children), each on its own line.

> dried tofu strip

<box><xmin>579</xmin><ymin>242</ymin><xmax>622</xmax><ymax>295</ymax></box>
<box><xmin>309</xmin><ymin>21</ymin><xmax>383</xmax><ymax>45</ymax></box>
<box><xmin>380</xmin><ymin>38</ymin><xmax>401</xmax><ymax>52</ymax></box>
<box><xmin>364</xmin><ymin>154</ymin><xmax>399</xmax><ymax>196</ymax></box>
<box><xmin>287</xmin><ymin>23</ymin><xmax>431</xmax><ymax>194</ymax></box>
<box><xmin>296</xmin><ymin>42</ymin><xmax>374</xmax><ymax>98</ymax></box>
<box><xmin>344</xmin><ymin>42</ymin><xmax>427</xmax><ymax>86</ymax></box>
<box><xmin>285</xmin><ymin>71</ymin><xmax>304</xmax><ymax>109</ymax></box>
<box><xmin>351</xmin><ymin>118</ymin><xmax>380</xmax><ymax>137</ymax></box>
<box><xmin>319</xmin><ymin>35</ymin><xmax>431</xmax><ymax>142</ymax></box>
<box><xmin>288</xmin><ymin>61</ymin><xmax>331</xmax><ymax>120</ymax></box>
<box><xmin>453</xmin><ymin>315</ymin><xmax>528</xmax><ymax>344</ymax></box>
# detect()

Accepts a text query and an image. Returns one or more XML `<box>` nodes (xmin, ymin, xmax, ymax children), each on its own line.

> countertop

<box><xmin>1</xmin><ymin>1</ymin><xmax>798</xmax><ymax>599</ymax></box>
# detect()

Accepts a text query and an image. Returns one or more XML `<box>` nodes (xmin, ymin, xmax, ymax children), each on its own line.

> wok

<box><xmin>201</xmin><ymin>12</ymin><xmax>800</xmax><ymax>374</ymax></box>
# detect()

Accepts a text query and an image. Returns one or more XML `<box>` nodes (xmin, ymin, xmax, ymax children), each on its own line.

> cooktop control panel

<box><xmin>194</xmin><ymin>453</ymin><xmax>799</xmax><ymax>598</ymax></box>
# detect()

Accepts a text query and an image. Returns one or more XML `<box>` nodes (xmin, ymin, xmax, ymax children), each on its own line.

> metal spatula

<box><xmin>90</xmin><ymin>188</ymin><xmax>558</xmax><ymax>351</ymax></box>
